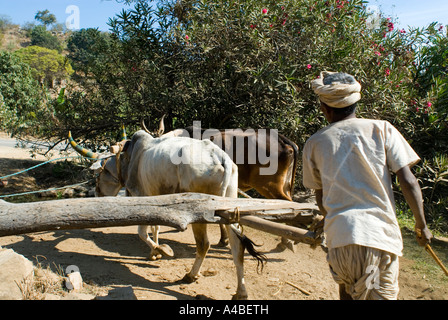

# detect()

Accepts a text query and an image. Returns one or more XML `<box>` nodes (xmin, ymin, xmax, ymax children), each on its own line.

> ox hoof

<box><xmin>148</xmin><ymin>253</ymin><xmax>162</xmax><ymax>261</ymax></box>
<box><xmin>157</xmin><ymin>244</ymin><xmax>174</xmax><ymax>257</ymax></box>
<box><xmin>216</xmin><ymin>238</ymin><xmax>229</xmax><ymax>247</ymax></box>
<box><xmin>284</xmin><ymin>239</ymin><xmax>296</xmax><ymax>252</ymax></box>
<box><xmin>276</xmin><ymin>239</ymin><xmax>295</xmax><ymax>252</ymax></box>
<box><xmin>182</xmin><ymin>273</ymin><xmax>199</xmax><ymax>284</ymax></box>
<box><xmin>232</xmin><ymin>293</ymin><xmax>248</xmax><ymax>300</ymax></box>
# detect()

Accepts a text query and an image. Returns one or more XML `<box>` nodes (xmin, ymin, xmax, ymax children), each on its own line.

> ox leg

<box><xmin>138</xmin><ymin>225</ymin><xmax>161</xmax><ymax>260</ymax></box>
<box><xmin>182</xmin><ymin>224</ymin><xmax>210</xmax><ymax>283</ymax></box>
<box><xmin>217</xmin><ymin>224</ymin><xmax>229</xmax><ymax>247</ymax></box>
<box><xmin>151</xmin><ymin>226</ymin><xmax>160</xmax><ymax>245</ymax></box>
<box><xmin>227</xmin><ymin>224</ymin><xmax>248</xmax><ymax>300</ymax></box>
<box><xmin>138</xmin><ymin>225</ymin><xmax>174</xmax><ymax>260</ymax></box>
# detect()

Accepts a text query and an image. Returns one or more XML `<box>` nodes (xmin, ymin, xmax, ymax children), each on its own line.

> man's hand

<box><xmin>415</xmin><ymin>227</ymin><xmax>433</xmax><ymax>247</ymax></box>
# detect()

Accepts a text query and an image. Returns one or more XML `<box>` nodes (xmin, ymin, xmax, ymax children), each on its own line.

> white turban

<box><xmin>311</xmin><ymin>71</ymin><xmax>361</xmax><ymax>108</ymax></box>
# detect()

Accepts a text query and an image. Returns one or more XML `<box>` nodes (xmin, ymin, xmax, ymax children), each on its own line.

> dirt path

<box><xmin>1</xmin><ymin>135</ymin><xmax>447</xmax><ymax>300</ymax></box>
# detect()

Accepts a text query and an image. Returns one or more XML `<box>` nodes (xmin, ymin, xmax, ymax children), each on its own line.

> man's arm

<box><xmin>395</xmin><ymin>165</ymin><xmax>433</xmax><ymax>246</ymax></box>
<box><xmin>315</xmin><ymin>189</ymin><xmax>327</xmax><ymax>217</ymax></box>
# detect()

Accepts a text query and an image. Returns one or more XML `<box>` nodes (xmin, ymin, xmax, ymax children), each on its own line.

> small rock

<box><xmin>65</xmin><ymin>271</ymin><xmax>83</xmax><ymax>291</ymax></box>
<box><xmin>62</xmin><ymin>292</ymin><xmax>95</xmax><ymax>300</ymax></box>
<box><xmin>62</xmin><ymin>188</ymin><xmax>75</xmax><ymax>198</ymax></box>
<box><xmin>0</xmin><ymin>249</ymin><xmax>34</xmax><ymax>300</ymax></box>
<box><xmin>39</xmin><ymin>190</ymin><xmax>58</xmax><ymax>198</ymax></box>
<box><xmin>74</xmin><ymin>185</ymin><xmax>88</xmax><ymax>193</ymax></box>
<box><xmin>202</xmin><ymin>268</ymin><xmax>218</xmax><ymax>277</ymax></box>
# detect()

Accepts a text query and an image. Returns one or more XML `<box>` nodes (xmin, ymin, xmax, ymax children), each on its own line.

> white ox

<box><xmin>69</xmin><ymin>129</ymin><xmax>265</xmax><ymax>299</ymax></box>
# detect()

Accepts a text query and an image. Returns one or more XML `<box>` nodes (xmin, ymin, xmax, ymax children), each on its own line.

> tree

<box><xmin>30</xmin><ymin>25</ymin><xmax>63</xmax><ymax>52</ymax></box>
<box><xmin>0</xmin><ymin>50</ymin><xmax>44</xmax><ymax>136</ymax></box>
<box><xmin>15</xmin><ymin>46</ymin><xmax>74</xmax><ymax>88</ymax></box>
<box><xmin>54</xmin><ymin>0</ymin><xmax>445</xmax><ymax>142</ymax></box>
<box><xmin>67</xmin><ymin>28</ymin><xmax>113</xmax><ymax>77</ymax></box>
<box><xmin>35</xmin><ymin>10</ymin><xmax>57</xmax><ymax>27</ymax></box>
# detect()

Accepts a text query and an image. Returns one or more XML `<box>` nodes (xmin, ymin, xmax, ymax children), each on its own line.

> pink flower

<box><xmin>374</xmin><ymin>51</ymin><xmax>381</xmax><ymax>56</ymax></box>
<box><xmin>262</xmin><ymin>8</ymin><xmax>268</xmax><ymax>14</ymax></box>
<box><xmin>306</xmin><ymin>64</ymin><xmax>312</xmax><ymax>69</ymax></box>
<box><xmin>185</xmin><ymin>35</ymin><xmax>189</xmax><ymax>40</ymax></box>
<box><xmin>387</xmin><ymin>22</ymin><xmax>394</xmax><ymax>32</ymax></box>
<box><xmin>427</xmin><ymin>102</ymin><xmax>432</xmax><ymax>108</ymax></box>
<box><xmin>385</xmin><ymin>68</ymin><xmax>390</xmax><ymax>76</ymax></box>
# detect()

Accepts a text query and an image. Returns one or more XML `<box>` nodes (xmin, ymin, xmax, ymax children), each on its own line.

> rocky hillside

<box><xmin>0</xmin><ymin>25</ymin><xmax>69</xmax><ymax>52</ymax></box>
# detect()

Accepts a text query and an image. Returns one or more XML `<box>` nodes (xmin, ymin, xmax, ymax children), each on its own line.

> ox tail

<box><xmin>230</xmin><ymin>224</ymin><xmax>267</xmax><ymax>274</ymax></box>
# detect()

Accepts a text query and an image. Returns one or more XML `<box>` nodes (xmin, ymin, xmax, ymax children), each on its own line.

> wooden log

<box><xmin>219</xmin><ymin>213</ymin><xmax>316</xmax><ymax>244</ymax></box>
<box><xmin>0</xmin><ymin>193</ymin><xmax>319</xmax><ymax>238</ymax></box>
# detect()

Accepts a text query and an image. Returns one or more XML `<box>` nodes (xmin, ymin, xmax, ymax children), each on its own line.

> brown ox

<box><xmin>147</xmin><ymin>120</ymin><xmax>299</xmax><ymax>248</ymax></box>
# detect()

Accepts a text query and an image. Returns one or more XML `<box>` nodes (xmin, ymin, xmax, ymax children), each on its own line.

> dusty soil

<box><xmin>1</xmin><ymin>134</ymin><xmax>447</xmax><ymax>300</ymax></box>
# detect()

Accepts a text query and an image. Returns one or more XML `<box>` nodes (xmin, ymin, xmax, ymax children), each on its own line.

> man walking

<box><xmin>302</xmin><ymin>71</ymin><xmax>433</xmax><ymax>300</ymax></box>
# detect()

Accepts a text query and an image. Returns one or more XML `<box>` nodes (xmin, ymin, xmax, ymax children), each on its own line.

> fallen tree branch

<box><xmin>0</xmin><ymin>193</ymin><xmax>320</xmax><ymax>242</ymax></box>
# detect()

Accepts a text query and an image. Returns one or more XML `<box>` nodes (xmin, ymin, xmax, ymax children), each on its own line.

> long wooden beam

<box><xmin>0</xmin><ymin>193</ymin><xmax>320</xmax><ymax>242</ymax></box>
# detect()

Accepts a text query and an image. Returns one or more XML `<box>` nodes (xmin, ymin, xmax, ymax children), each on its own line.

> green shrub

<box><xmin>30</xmin><ymin>25</ymin><xmax>63</xmax><ymax>52</ymax></box>
<box><xmin>0</xmin><ymin>50</ymin><xmax>44</xmax><ymax>135</ymax></box>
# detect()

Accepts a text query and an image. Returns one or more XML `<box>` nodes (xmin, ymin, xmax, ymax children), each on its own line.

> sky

<box><xmin>0</xmin><ymin>0</ymin><xmax>132</xmax><ymax>31</ymax></box>
<box><xmin>368</xmin><ymin>0</ymin><xmax>448</xmax><ymax>29</ymax></box>
<box><xmin>0</xmin><ymin>0</ymin><xmax>447</xmax><ymax>32</ymax></box>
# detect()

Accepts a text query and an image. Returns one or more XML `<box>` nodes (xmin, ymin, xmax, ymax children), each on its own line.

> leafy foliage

<box><xmin>30</xmin><ymin>25</ymin><xmax>63</xmax><ymax>52</ymax></box>
<box><xmin>15</xmin><ymin>46</ymin><xmax>74</xmax><ymax>87</ymax></box>
<box><xmin>35</xmin><ymin>10</ymin><xmax>57</xmax><ymax>27</ymax></box>
<box><xmin>0</xmin><ymin>51</ymin><xmax>45</xmax><ymax>135</ymax></box>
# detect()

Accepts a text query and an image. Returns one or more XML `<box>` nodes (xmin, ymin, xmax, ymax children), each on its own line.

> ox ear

<box><xmin>89</xmin><ymin>160</ymin><xmax>104</xmax><ymax>172</ymax></box>
<box><xmin>110</xmin><ymin>140</ymin><xmax>129</xmax><ymax>154</ymax></box>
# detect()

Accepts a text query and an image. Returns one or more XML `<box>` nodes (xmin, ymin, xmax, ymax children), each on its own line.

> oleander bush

<box><xmin>1</xmin><ymin>0</ymin><xmax>446</xmax><ymax>232</ymax></box>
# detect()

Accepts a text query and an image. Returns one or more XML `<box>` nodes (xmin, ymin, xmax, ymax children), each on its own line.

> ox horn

<box><xmin>68</xmin><ymin>131</ymin><xmax>99</xmax><ymax>160</ymax></box>
<box><xmin>141</xmin><ymin>118</ymin><xmax>151</xmax><ymax>134</ymax></box>
<box><xmin>140</xmin><ymin>115</ymin><xmax>165</xmax><ymax>137</ymax></box>
<box><xmin>157</xmin><ymin>114</ymin><xmax>166</xmax><ymax>136</ymax></box>
<box><xmin>119</xmin><ymin>124</ymin><xmax>127</xmax><ymax>141</ymax></box>
<box><xmin>110</xmin><ymin>124</ymin><xmax>128</xmax><ymax>154</ymax></box>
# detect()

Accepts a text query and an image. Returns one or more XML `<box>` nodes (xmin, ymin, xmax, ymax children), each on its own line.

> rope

<box><xmin>0</xmin><ymin>180</ymin><xmax>94</xmax><ymax>199</ymax></box>
<box><xmin>0</xmin><ymin>155</ymin><xmax>99</xmax><ymax>199</ymax></box>
<box><xmin>0</xmin><ymin>156</ymin><xmax>98</xmax><ymax>180</ymax></box>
